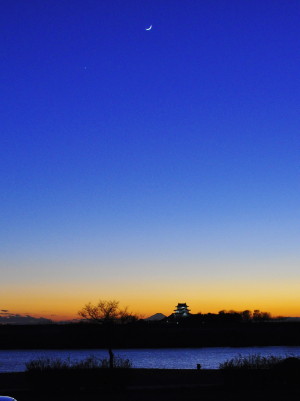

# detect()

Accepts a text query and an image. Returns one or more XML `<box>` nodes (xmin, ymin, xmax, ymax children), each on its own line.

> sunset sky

<box><xmin>1</xmin><ymin>0</ymin><xmax>300</xmax><ymax>320</ymax></box>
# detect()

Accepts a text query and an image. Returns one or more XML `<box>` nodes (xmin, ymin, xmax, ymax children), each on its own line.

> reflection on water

<box><xmin>1</xmin><ymin>346</ymin><xmax>300</xmax><ymax>372</ymax></box>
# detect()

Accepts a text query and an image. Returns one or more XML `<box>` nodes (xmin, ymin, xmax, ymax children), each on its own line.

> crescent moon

<box><xmin>145</xmin><ymin>25</ymin><xmax>152</xmax><ymax>31</ymax></box>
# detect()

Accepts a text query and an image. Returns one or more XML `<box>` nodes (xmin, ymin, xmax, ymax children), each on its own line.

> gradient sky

<box><xmin>1</xmin><ymin>0</ymin><xmax>300</xmax><ymax>320</ymax></box>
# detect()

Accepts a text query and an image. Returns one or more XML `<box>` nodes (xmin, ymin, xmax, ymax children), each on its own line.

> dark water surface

<box><xmin>1</xmin><ymin>346</ymin><xmax>300</xmax><ymax>372</ymax></box>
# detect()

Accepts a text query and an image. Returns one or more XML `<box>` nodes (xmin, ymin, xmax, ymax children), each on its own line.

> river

<box><xmin>1</xmin><ymin>346</ymin><xmax>300</xmax><ymax>372</ymax></box>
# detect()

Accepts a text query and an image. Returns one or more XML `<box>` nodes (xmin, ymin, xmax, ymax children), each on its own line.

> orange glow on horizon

<box><xmin>2</xmin><ymin>277</ymin><xmax>300</xmax><ymax>321</ymax></box>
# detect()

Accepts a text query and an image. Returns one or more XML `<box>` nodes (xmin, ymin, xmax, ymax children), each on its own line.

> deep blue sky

<box><xmin>1</xmin><ymin>0</ymin><xmax>300</xmax><ymax>317</ymax></box>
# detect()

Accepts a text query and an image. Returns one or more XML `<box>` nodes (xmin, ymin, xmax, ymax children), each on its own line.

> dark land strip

<box><xmin>1</xmin><ymin>369</ymin><xmax>300</xmax><ymax>401</ymax></box>
<box><xmin>1</xmin><ymin>321</ymin><xmax>300</xmax><ymax>349</ymax></box>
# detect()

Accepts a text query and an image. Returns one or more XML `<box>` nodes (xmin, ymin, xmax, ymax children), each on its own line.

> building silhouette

<box><xmin>173</xmin><ymin>303</ymin><xmax>190</xmax><ymax>318</ymax></box>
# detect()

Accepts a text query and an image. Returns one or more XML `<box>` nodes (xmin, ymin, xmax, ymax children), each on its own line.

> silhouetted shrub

<box><xmin>26</xmin><ymin>357</ymin><xmax>71</xmax><ymax>372</ymax></box>
<box><xmin>25</xmin><ymin>355</ymin><xmax>132</xmax><ymax>372</ymax></box>
<box><xmin>96</xmin><ymin>356</ymin><xmax>132</xmax><ymax>369</ymax></box>
<box><xmin>26</xmin><ymin>355</ymin><xmax>133</xmax><ymax>392</ymax></box>
<box><xmin>275</xmin><ymin>356</ymin><xmax>300</xmax><ymax>370</ymax></box>
<box><xmin>271</xmin><ymin>357</ymin><xmax>300</xmax><ymax>384</ymax></box>
<box><xmin>219</xmin><ymin>354</ymin><xmax>285</xmax><ymax>370</ymax></box>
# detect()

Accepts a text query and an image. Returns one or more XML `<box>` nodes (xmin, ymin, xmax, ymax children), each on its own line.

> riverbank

<box><xmin>1</xmin><ymin>369</ymin><xmax>300</xmax><ymax>401</ymax></box>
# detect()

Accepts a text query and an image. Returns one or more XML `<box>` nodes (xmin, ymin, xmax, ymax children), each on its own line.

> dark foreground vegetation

<box><xmin>2</xmin><ymin>355</ymin><xmax>300</xmax><ymax>401</ymax></box>
<box><xmin>25</xmin><ymin>355</ymin><xmax>132</xmax><ymax>371</ymax></box>
<box><xmin>1</xmin><ymin>319</ymin><xmax>300</xmax><ymax>349</ymax></box>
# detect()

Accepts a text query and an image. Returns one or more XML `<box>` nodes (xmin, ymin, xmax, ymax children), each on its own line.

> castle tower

<box><xmin>173</xmin><ymin>302</ymin><xmax>190</xmax><ymax>318</ymax></box>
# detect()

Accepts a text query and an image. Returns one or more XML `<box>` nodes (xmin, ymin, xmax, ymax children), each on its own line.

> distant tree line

<box><xmin>216</xmin><ymin>309</ymin><xmax>271</xmax><ymax>321</ymax></box>
<box><xmin>166</xmin><ymin>309</ymin><xmax>272</xmax><ymax>326</ymax></box>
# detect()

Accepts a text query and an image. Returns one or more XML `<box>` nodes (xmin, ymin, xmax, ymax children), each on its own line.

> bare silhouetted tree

<box><xmin>78</xmin><ymin>300</ymin><xmax>138</xmax><ymax>368</ymax></box>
